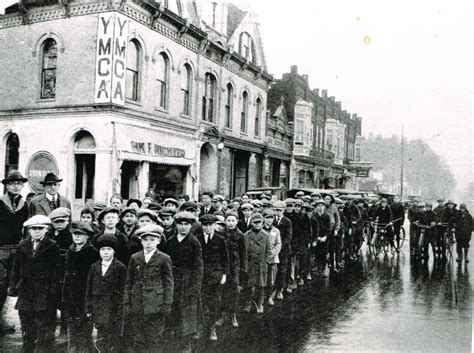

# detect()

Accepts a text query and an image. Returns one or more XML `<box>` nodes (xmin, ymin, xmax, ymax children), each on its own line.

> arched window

<box><xmin>41</xmin><ymin>39</ymin><xmax>57</xmax><ymax>99</ymax></box>
<box><xmin>5</xmin><ymin>134</ymin><xmax>19</xmax><ymax>177</ymax></box>
<box><xmin>202</xmin><ymin>73</ymin><xmax>216</xmax><ymax>122</ymax></box>
<box><xmin>126</xmin><ymin>40</ymin><xmax>140</xmax><ymax>101</ymax></box>
<box><xmin>156</xmin><ymin>53</ymin><xmax>169</xmax><ymax>109</ymax></box>
<box><xmin>238</xmin><ymin>32</ymin><xmax>256</xmax><ymax>64</ymax></box>
<box><xmin>225</xmin><ymin>84</ymin><xmax>233</xmax><ymax>128</ymax></box>
<box><xmin>181</xmin><ymin>64</ymin><xmax>192</xmax><ymax>115</ymax></box>
<box><xmin>240</xmin><ymin>91</ymin><xmax>248</xmax><ymax>133</ymax></box>
<box><xmin>255</xmin><ymin>98</ymin><xmax>262</xmax><ymax>137</ymax></box>
<box><xmin>74</xmin><ymin>131</ymin><xmax>96</xmax><ymax>201</ymax></box>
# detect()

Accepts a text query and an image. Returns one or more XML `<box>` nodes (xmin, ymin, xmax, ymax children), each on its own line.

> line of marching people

<box><xmin>1</xmin><ymin>170</ymin><xmax>472</xmax><ymax>352</ymax></box>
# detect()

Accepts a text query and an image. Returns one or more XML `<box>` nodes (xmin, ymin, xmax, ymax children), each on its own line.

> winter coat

<box><xmin>28</xmin><ymin>193</ymin><xmax>71</xmax><ymax>217</ymax></box>
<box><xmin>244</xmin><ymin>229</ymin><xmax>271</xmax><ymax>287</ymax></box>
<box><xmin>373</xmin><ymin>206</ymin><xmax>393</xmax><ymax>225</ymax></box>
<box><xmin>165</xmin><ymin>233</ymin><xmax>203</xmax><ymax>337</ymax></box>
<box><xmin>292</xmin><ymin>212</ymin><xmax>311</xmax><ymax>254</ymax></box>
<box><xmin>312</xmin><ymin>212</ymin><xmax>331</xmax><ymax>239</ymax></box>
<box><xmin>263</xmin><ymin>226</ymin><xmax>282</xmax><ymax>264</ymax></box>
<box><xmin>390</xmin><ymin>203</ymin><xmax>406</xmax><ymax>224</ymax></box>
<box><xmin>237</xmin><ymin>217</ymin><xmax>252</xmax><ymax>234</ymax></box>
<box><xmin>62</xmin><ymin>242</ymin><xmax>99</xmax><ymax>320</ymax></box>
<box><xmin>85</xmin><ymin>258</ymin><xmax>127</xmax><ymax>325</ymax></box>
<box><xmin>0</xmin><ymin>194</ymin><xmax>29</xmax><ymax>246</ymax></box>
<box><xmin>408</xmin><ymin>206</ymin><xmax>421</xmax><ymax>223</ymax></box>
<box><xmin>325</xmin><ymin>203</ymin><xmax>341</xmax><ymax>231</ymax></box>
<box><xmin>273</xmin><ymin>215</ymin><xmax>292</xmax><ymax>258</ymax></box>
<box><xmin>47</xmin><ymin>228</ymin><xmax>73</xmax><ymax>254</ymax></box>
<box><xmin>9</xmin><ymin>236</ymin><xmax>62</xmax><ymax>311</ymax></box>
<box><xmin>343</xmin><ymin>204</ymin><xmax>361</xmax><ymax>224</ymax></box>
<box><xmin>420</xmin><ymin>210</ymin><xmax>438</xmax><ymax>240</ymax></box>
<box><xmin>223</xmin><ymin>228</ymin><xmax>247</xmax><ymax>286</ymax></box>
<box><xmin>442</xmin><ymin>208</ymin><xmax>460</xmax><ymax>225</ymax></box>
<box><xmin>197</xmin><ymin>233</ymin><xmax>229</xmax><ymax>286</ymax></box>
<box><xmin>93</xmin><ymin>229</ymin><xmax>130</xmax><ymax>265</ymax></box>
<box><xmin>456</xmin><ymin>211</ymin><xmax>473</xmax><ymax>241</ymax></box>
<box><xmin>124</xmin><ymin>250</ymin><xmax>174</xmax><ymax>316</ymax></box>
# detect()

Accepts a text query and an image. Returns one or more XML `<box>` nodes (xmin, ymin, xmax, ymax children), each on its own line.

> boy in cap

<box><xmin>272</xmin><ymin>200</ymin><xmax>292</xmax><ymax>300</ymax></box>
<box><xmin>262</xmin><ymin>209</ymin><xmax>281</xmax><ymax>306</ymax></box>
<box><xmin>243</xmin><ymin>213</ymin><xmax>271</xmax><ymax>314</ymax></box>
<box><xmin>238</xmin><ymin>203</ymin><xmax>254</xmax><ymax>233</ymax></box>
<box><xmin>165</xmin><ymin>212</ymin><xmax>203</xmax><ymax>352</ymax></box>
<box><xmin>9</xmin><ymin>215</ymin><xmax>62</xmax><ymax>352</ymax></box>
<box><xmin>212</xmin><ymin>195</ymin><xmax>225</xmax><ymax>215</ymax></box>
<box><xmin>94</xmin><ymin>207</ymin><xmax>130</xmax><ymax>265</ymax></box>
<box><xmin>311</xmin><ymin>200</ymin><xmax>331</xmax><ymax>278</ymax></box>
<box><xmin>159</xmin><ymin>207</ymin><xmax>178</xmax><ymax>240</ymax></box>
<box><xmin>221</xmin><ymin>211</ymin><xmax>247</xmax><ymax>327</ymax></box>
<box><xmin>62</xmin><ymin>221</ymin><xmax>100</xmax><ymax>352</ymax></box>
<box><xmin>0</xmin><ymin>170</ymin><xmax>29</xmax><ymax>334</ymax></box>
<box><xmin>29</xmin><ymin>172</ymin><xmax>71</xmax><ymax>217</ymax></box>
<box><xmin>456</xmin><ymin>204</ymin><xmax>472</xmax><ymax>263</ymax></box>
<box><xmin>126</xmin><ymin>198</ymin><xmax>142</xmax><ymax>209</ymax></box>
<box><xmin>85</xmin><ymin>234</ymin><xmax>127</xmax><ymax>353</ymax></box>
<box><xmin>118</xmin><ymin>207</ymin><xmax>138</xmax><ymax>240</ymax></box>
<box><xmin>164</xmin><ymin>198</ymin><xmax>179</xmax><ymax>210</ymax></box>
<box><xmin>196</xmin><ymin>214</ymin><xmax>229</xmax><ymax>341</ymax></box>
<box><xmin>124</xmin><ymin>225</ymin><xmax>174</xmax><ymax>352</ymax></box>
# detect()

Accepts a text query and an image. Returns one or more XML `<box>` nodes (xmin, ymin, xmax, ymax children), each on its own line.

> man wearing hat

<box><xmin>164</xmin><ymin>198</ymin><xmax>179</xmax><ymax>210</ymax></box>
<box><xmin>455</xmin><ymin>204</ymin><xmax>472</xmax><ymax>263</ymax></box>
<box><xmin>311</xmin><ymin>200</ymin><xmax>331</xmax><ymax>277</ymax></box>
<box><xmin>201</xmin><ymin>192</ymin><xmax>217</xmax><ymax>215</ymax></box>
<box><xmin>238</xmin><ymin>203</ymin><xmax>254</xmax><ymax>234</ymax></box>
<box><xmin>0</xmin><ymin>171</ymin><xmax>29</xmax><ymax>334</ymax></box>
<box><xmin>243</xmin><ymin>213</ymin><xmax>271</xmax><ymax>314</ymax></box>
<box><xmin>196</xmin><ymin>214</ymin><xmax>229</xmax><ymax>341</ymax></box>
<box><xmin>124</xmin><ymin>224</ymin><xmax>174</xmax><ymax>352</ymax></box>
<box><xmin>165</xmin><ymin>212</ymin><xmax>203</xmax><ymax>350</ymax></box>
<box><xmin>272</xmin><ymin>200</ymin><xmax>292</xmax><ymax>300</ymax></box>
<box><xmin>29</xmin><ymin>172</ymin><xmax>71</xmax><ymax>217</ymax></box>
<box><xmin>295</xmin><ymin>191</ymin><xmax>305</xmax><ymax>200</ymax></box>
<box><xmin>9</xmin><ymin>215</ymin><xmax>62</xmax><ymax>352</ymax></box>
<box><xmin>159</xmin><ymin>207</ymin><xmax>178</xmax><ymax>241</ymax></box>
<box><xmin>439</xmin><ymin>199</ymin><xmax>460</xmax><ymax>260</ymax></box>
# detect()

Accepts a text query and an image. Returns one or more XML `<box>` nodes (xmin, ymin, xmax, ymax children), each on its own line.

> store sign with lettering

<box><xmin>26</xmin><ymin>152</ymin><xmax>59</xmax><ymax>193</ymax></box>
<box><xmin>94</xmin><ymin>12</ymin><xmax>129</xmax><ymax>105</ymax></box>
<box><xmin>131</xmin><ymin>142</ymin><xmax>185</xmax><ymax>158</ymax></box>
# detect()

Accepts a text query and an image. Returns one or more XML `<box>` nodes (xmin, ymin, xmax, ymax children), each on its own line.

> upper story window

<box><xmin>181</xmin><ymin>64</ymin><xmax>192</xmax><ymax>115</ymax></box>
<box><xmin>41</xmin><ymin>39</ymin><xmax>57</xmax><ymax>99</ymax></box>
<box><xmin>225</xmin><ymin>84</ymin><xmax>233</xmax><ymax>128</ymax></box>
<box><xmin>240</xmin><ymin>91</ymin><xmax>248</xmax><ymax>133</ymax></box>
<box><xmin>155</xmin><ymin>53</ymin><xmax>169</xmax><ymax>109</ymax></box>
<box><xmin>126</xmin><ymin>40</ymin><xmax>140</xmax><ymax>101</ymax></box>
<box><xmin>202</xmin><ymin>73</ymin><xmax>216</xmax><ymax>122</ymax></box>
<box><xmin>5</xmin><ymin>133</ymin><xmax>19</xmax><ymax>178</ymax></box>
<box><xmin>255</xmin><ymin>98</ymin><xmax>262</xmax><ymax>137</ymax></box>
<box><xmin>295</xmin><ymin>120</ymin><xmax>304</xmax><ymax>145</ymax></box>
<box><xmin>238</xmin><ymin>32</ymin><xmax>256</xmax><ymax>64</ymax></box>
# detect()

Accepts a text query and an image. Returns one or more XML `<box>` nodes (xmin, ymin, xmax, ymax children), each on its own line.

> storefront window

<box><xmin>149</xmin><ymin>164</ymin><xmax>187</xmax><ymax>198</ymax></box>
<box><xmin>74</xmin><ymin>131</ymin><xmax>96</xmax><ymax>201</ymax></box>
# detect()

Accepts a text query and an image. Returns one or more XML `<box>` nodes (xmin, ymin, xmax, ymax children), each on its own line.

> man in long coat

<box><xmin>272</xmin><ymin>200</ymin><xmax>292</xmax><ymax>300</ymax></box>
<box><xmin>29</xmin><ymin>173</ymin><xmax>71</xmax><ymax>217</ymax></box>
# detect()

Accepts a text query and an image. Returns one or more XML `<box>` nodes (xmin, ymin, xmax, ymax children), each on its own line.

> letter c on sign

<box><xmin>98</xmin><ymin>58</ymin><xmax>110</xmax><ymax>76</ymax></box>
<box><xmin>114</xmin><ymin>60</ymin><xmax>125</xmax><ymax>79</ymax></box>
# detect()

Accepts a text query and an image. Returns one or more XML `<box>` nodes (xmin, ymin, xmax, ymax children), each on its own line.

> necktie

<box><xmin>33</xmin><ymin>240</ymin><xmax>39</xmax><ymax>251</ymax></box>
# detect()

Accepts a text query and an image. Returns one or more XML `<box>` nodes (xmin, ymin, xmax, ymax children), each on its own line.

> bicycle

<box><xmin>371</xmin><ymin>222</ymin><xmax>392</xmax><ymax>256</ymax></box>
<box><xmin>364</xmin><ymin>221</ymin><xmax>375</xmax><ymax>255</ymax></box>
<box><xmin>413</xmin><ymin>222</ymin><xmax>434</xmax><ymax>260</ymax></box>
<box><xmin>438</xmin><ymin>222</ymin><xmax>456</xmax><ymax>259</ymax></box>
<box><xmin>392</xmin><ymin>218</ymin><xmax>406</xmax><ymax>251</ymax></box>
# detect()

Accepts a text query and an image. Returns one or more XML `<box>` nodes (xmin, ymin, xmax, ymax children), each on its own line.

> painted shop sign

<box><xmin>131</xmin><ymin>142</ymin><xmax>186</xmax><ymax>158</ymax></box>
<box><xmin>26</xmin><ymin>152</ymin><xmax>59</xmax><ymax>193</ymax></box>
<box><xmin>94</xmin><ymin>12</ymin><xmax>129</xmax><ymax>105</ymax></box>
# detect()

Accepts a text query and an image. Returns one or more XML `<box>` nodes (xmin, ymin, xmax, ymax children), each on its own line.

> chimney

<box><xmin>322</xmin><ymin>90</ymin><xmax>328</xmax><ymax>98</ymax></box>
<box><xmin>291</xmin><ymin>65</ymin><xmax>298</xmax><ymax>74</ymax></box>
<box><xmin>329</xmin><ymin>96</ymin><xmax>335</xmax><ymax>103</ymax></box>
<box><xmin>352</xmin><ymin>113</ymin><xmax>358</xmax><ymax>120</ymax></box>
<box><xmin>336</xmin><ymin>101</ymin><xmax>341</xmax><ymax>110</ymax></box>
<box><xmin>302</xmin><ymin>74</ymin><xmax>309</xmax><ymax>82</ymax></box>
<box><xmin>313</xmin><ymin>88</ymin><xmax>319</xmax><ymax>96</ymax></box>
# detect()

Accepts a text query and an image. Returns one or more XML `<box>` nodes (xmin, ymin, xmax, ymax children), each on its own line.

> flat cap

<box><xmin>92</xmin><ymin>202</ymin><xmax>108</xmax><ymax>212</ymax></box>
<box><xmin>180</xmin><ymin>201</ymin><xmax>198</xmax><ymax>212</ymax></box>
<box><xmin>273</xmin><ymin>200</ymin><xmax>286</xmax><ymax>209</ymax></box>
<box><xmin>240</xmin><ymin>203</ymin><xmax>254</xmax><ymax>210</ymax></box>
<box><xmin>159</xmin><ymin>207</ymin><xmax>177</xmax><ymax>217</ymax></box>
<box><xmin>314</xmin><ymin>200</ymin><xmax>327</xmax><ymax>206</ymax></box>
<box><xmin>310</xmin><ymin>192</ymin><xmax>321</xmax><ymax>197</ymax></box>
<box><xmin>284</xmin><ymin>198</ymin><xmax>295</xmax><ymax>205</ymax></box>
<box><xmin>147</xmin><ymin>202</ymin><xmax>162</xmax><ymax>212</ymax></box>
<box><xmin>70</xmin><ymin>221</ymin><xmax>94</xmax><ymax>236</ymax></box>
<box><xmin>126</xmin><ymin>198</ymin><xmax>142</xmax><ymax>208</ymax></box>
<box><xmin>215</xmin><ymin>215</ymin><xmax>226</xmax><ymax>225</ymax></box>
<box><xmin>295</xmin><ymin>191</ymin><xmax>305</xmax><ymax>197</ymax></box>
<box><xmin>136</xmin><ymin>224</ymin><xmax>164</xmax><ymax>238</ymax></box>
<box><xmin>446</xmin><ymin>199</ymin><xmax>456</xmax><ymax>205</ymax></box>
<box><xmin>261</xmin><ymin>199</ymin><xmax>273</xmax><ymax>207</ymax></box>
<box><xmin>48</xmin><ymin>207</ymin><xmax>71</xmax><ymax>221</ymax></box>
<box><xmin>24</xmin><ymin>215</ymin><xmax>51</xmax><ymax>228</ymax></box>
<box><xmin>137</xmin><ymin>209</ymin><xmax>158</xmax><ymax>222</ymax></box>
<box><xmin>164</xmin><ymin>198</ymin><xmax>179</xmax><ymax>207</ymax></box>
<box><xmin>251</xmin><ymin>199</ymin><xmax>262</xmax><ymax>206</ymax></box>
<box><xmin>174</xmin><ymin>211</ymin><xmax>196</xmax><ymax>223</ymax></box>
<box><xmin>225</xmin><ymin>211</ymin><xmax>239</xmax><ymax>219</ymax></box>
<box><xmin>98</xmin><ymin>207</ymin><xmax>120</xmax><ymax>222</ymax></box>
<box><xmin>120</xmin><ymin>207</ymin><xmax>137</xmax><ymax>218</ymax></box>
<box><xmin>213</xmin><ymin>194</ymin><xmax>225</xmax><ymax>202</ymax></box>
<box><xmin>294</xmin><ymin>199</ymin><xmax>304</xmax><ymax>206</ymax></box>
<box><xmin>96</xmin><ymin>234</ymin><xmax>118</xmax><ymax>251</ymax></box>
<box><xmin>262</xmin><ymin>209</ymin><xmax>275</xmax><ymax>218</ymax></box>
<box><xmin>200</xmin><ymin>214</ymin><xmax>218</xmax><ymax>224</ymax></box>
<box><xmin>303</xmin><ymin>195</ymin><xmax>312</xmax><ymax>203</ymax></box>
<box><xmin>250</xmin><ymin>213</ymin><xmax>264</xmax><ymax>222</ymax></box>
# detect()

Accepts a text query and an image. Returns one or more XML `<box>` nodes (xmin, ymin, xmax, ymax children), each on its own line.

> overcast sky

<box><xmin>1</xmin><ymin>0</ymin><xmax>472</xmax><ymax>192</ymax></box>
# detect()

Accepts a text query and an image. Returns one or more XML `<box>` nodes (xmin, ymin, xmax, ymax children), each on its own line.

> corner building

<box><xmin>0</xmin><ymin>0</ymin><xmax>272</xmax><ymax>215</ymax></box>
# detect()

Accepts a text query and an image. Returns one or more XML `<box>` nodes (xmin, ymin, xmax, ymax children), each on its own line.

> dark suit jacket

<box><xmin>201</xmin><ymin>205</ymin><xmax>217</xmax><ymax>215</ymax></box>
<box><xmin>29</xmin><ymin>193</ymin><xmax>71</xmax><ymax>217</ymax></box>
<box><xmin>196</xmin><ymin>233</ymin><xmax>229</xmax><ymax>285</ymax></box>
<box><xmin>85</xmin><ymin>258</ymin><xmax>127</xmax><ymax>325</ymax></box>
<box><xmin>238</xmin><ymin>217</ymin><xmax>252</xmax><ymax>234</ymax></box>
<box><xmin>0</xmin><ymin>194</ymin><xmax>29</xmax><ymax>246</ymax></box>
<box><xmin>124</xmin><ymin>250</ymin><xmax>174</xmax><ymax>315</ymax></box>
<box><xmin>273</xmin><ymin>215</ymin><xmax>292</xmax><ymax>258</ymax></box>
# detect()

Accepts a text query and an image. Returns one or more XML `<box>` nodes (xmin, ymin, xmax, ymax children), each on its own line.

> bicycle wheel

<box><xmin>396</xmin><ymin>227</ymin><xmax>406</xmax><ymax>250</ymax></box>
<box><xmin>417</xmin><ymin>230</ymin><xmax>425</xmax><ymax>259</ymax></box>
<box><xmin>366</xmin><ymin>230</ymin><xmax>375</xmax><ymax>255</ymax></box>
<box><xmin>374</xmin><ymin>233</ymin><xmax>382</xmax><ymax>256</ymax></box>
<box><xmin>445</xmin><ymin>233</ymin><xmax>454</xmax><ymax>258</ymax></box>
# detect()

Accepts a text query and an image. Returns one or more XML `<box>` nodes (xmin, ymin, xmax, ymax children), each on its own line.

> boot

<box><xmin>276</xmin><ymin>290</ymin><xmax>284</xmax><ymax>300</ymax></box>
<box><xmin>209</xmin><ymin>326</ymin><xmax>217</xmax><ymax>341</ymax></box>
<box><xmin>231</xmin><ymin>314</ymin><xmax>239</xmax><ymax>328</ymax></box>
<box><xmin>215</xmin><ymin>316</ymin><xmax>224</xmax><ymax>327</ymax></box>
<box><xmin>268</xmin><ymin>296</ymin><xmax>275</xmax><ymax>306</ymax></box>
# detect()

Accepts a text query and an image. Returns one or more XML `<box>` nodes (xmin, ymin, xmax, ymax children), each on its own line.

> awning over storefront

<box><xmin>118</xmin><ymin>151</ymin><xmax>194</xmax><ymax>166</ymax></box>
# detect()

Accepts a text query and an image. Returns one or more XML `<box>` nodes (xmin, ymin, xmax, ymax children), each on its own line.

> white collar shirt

<box><xmin>144</xmin><ymin>248</ymin><xmax>157</xmax><ymax>263</ymax></box>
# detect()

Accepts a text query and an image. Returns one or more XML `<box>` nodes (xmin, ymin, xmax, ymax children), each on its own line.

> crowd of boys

<box><xmin>0</xmin><ymin>170</ymin><xmax>472</xmax><ymax>352</ymax></box>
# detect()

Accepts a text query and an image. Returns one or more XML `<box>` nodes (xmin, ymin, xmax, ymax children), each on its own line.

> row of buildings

<box><xmin>0</xmin><ymin>0</ymin><xmax>371</xmax><ymax>216</ymax></box>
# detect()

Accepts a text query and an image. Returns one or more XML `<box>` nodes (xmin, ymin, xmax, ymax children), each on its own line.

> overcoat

<box><xmin>223</xmin><ymin>227</ymin><xmax>247</xmax><ymax>286</ymax></box>
<box><xmin>93</xmin><ymin>230</ymin><xmax>130</xmax><ymax>265</ymax></box>
<box><xmin>196</xmin><ymin>233</ymin><xmax>229</xmax><ymax>285</ymax></box>
<box><xmin>9</xmin><ymin>236</ymin><xmax>62</xmax><ymax>311</ymax></box>
<box><xmin>84</xmin><ymin>258</ymin><xmax>127</xmax><ymax>325</ymax></box>
<box><xmin>244</xmin><ymin>229</ymin><xmax>271</xmax><ymax>287</ymax></box>
<box><xmin>456</xmin><ymin>211</ymin><xmax>473</xmax><ymax>241</ymax></box>
<box><xmin>29</xmin><ymin>193</ymin><xmax>71</xmax><ymax>217</ymax></box>
<box><xmin>263</xmin><ymin>226</ymin><xmax>282</xmax><ymax>264</ymax></box>
<box><xmin>165</xmin><ymin>233</ymin><xmax>203</xmax><ymax>337</ymax></box>
<box><xmin>123</xmin><ymin>250</ymin><xmax>174</xmax><ymax>316</ymax></box>
<box><xmin>273</xmin><ymin>215</ymin><xmax>293</xmax><ymax>258</ymax></box>
<box><xmin>62</xmin><ymin>242</ymin><xmax>99</xmax><ymax>319</ymax></box>
<box><xmin>0</xmin><ymin>194</ymin><xmax>29</xmax><ymax>246</ymax></box>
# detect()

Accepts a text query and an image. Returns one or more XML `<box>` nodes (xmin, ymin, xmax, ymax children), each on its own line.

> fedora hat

<box><xmin>2</xmin><ymin>170</ymin><xmax>28</xmax><ymax>185</ymax></box>
<box><xmin>40</xmin><ymin>172</ymin><xmax>62</xmax><ymax>185</ymax></box>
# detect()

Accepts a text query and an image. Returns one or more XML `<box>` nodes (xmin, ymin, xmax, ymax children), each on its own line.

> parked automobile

<box><xmin>245</xmin><ymin>187</ymin><xmax>287</xmax><ymax>200</ymax></box>
<box><xmin>287</xmin><ymin>188</ymin><xmax>339</xmax><ymax>199</ymax></box>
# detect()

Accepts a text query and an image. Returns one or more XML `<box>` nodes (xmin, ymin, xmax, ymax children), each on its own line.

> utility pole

<box><xmin>400</xmin><ymin>125</ymin><xmax>404</xmax><ymax>198</ymax></box>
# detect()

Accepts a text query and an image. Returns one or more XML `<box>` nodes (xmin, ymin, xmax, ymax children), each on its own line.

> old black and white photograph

<box><xmin>0</xmin><ymin>0</ymin><xmax>472</xmax><ymax>352</ymax></box>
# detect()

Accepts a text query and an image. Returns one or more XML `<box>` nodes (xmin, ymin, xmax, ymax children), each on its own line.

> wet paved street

<box><xmin>1</xmin><ymin>230</ymin><xmax>472</xmax><ymax>352</ymax></box>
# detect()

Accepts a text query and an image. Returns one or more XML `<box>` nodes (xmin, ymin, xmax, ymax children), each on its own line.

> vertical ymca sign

<box><xmin>95</xmin><ymin>12</ymin><xmax>129</xmax><ymax>105</ymax></box>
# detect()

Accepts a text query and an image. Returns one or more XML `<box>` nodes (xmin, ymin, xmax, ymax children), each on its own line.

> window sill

<box><xmin>154</xmin><ymin>106</ymin><xmax>169</xmax><ymax>114</ymax></box>
<box><xmin>36</xmin><ymin>98</ymin><xmax>56</xmax><ymax>103</ymax></box>
<box><xmin>240</xmin><ymin>131</ymin><xmax>248</xmax><ymax>136</ymax></box>
<box><xmin>126</xmin><ymin>99</ymin><xmax>142</xmax><ymax>107</ymax></box>
<box><xmin>224</xmin><ymin>127</ymin><xmax>232</xmax><ymax>132</ymax></box>
<box><xmin>179</xmin><ymin>113</ymin><xmax>192</xmax><ymax>119</ymax></box>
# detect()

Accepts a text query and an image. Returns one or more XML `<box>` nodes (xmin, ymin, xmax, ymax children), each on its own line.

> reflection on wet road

<box><xmin>1</xmin><ymin>236</ymin><xmax>472</xmax><ymax>352</ymax></box>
